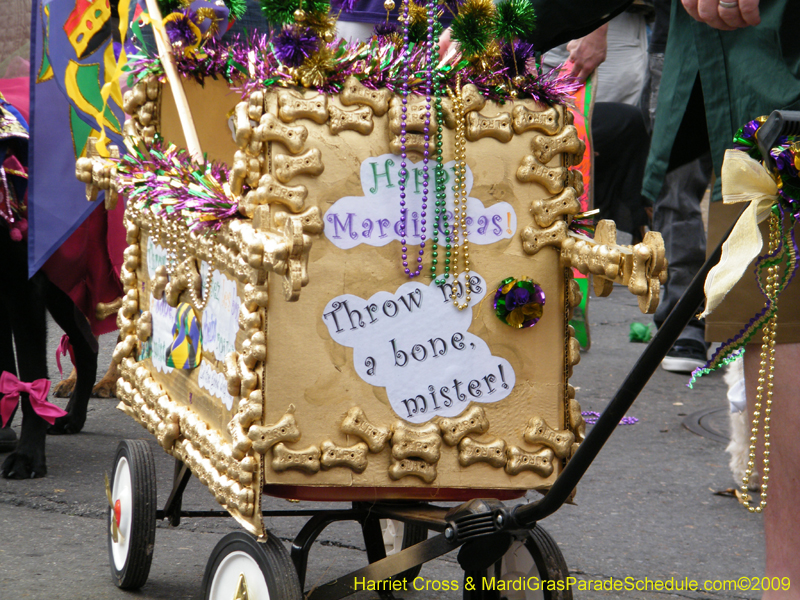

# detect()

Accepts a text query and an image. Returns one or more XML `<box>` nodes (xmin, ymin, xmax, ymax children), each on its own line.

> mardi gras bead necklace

<box><xmin>397</xmin><ymin>0</ymin><xmax>428</xmax><ymax>278</ymax></box>
<box><xmin>446</xmin><ymin>77</ymin><xmax>471</xmax><ymax>310</ymax></box>
<box><xmin>739</xmin><ymin>210</ymin><xmax>779</xmax><ymax>513</ymax></box>
<box><xmin>429</xmin><ymin>1</ymin><xmax>451</xmax><ymax>285</ymax></box>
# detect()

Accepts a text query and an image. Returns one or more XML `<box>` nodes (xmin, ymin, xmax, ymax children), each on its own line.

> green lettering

<box><xmin>369</xmin><ymin>158</ymin><xmax>395</xmax><ymax>193</ymax></box>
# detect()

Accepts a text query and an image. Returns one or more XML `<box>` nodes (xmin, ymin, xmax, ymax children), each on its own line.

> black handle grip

<box><xmin>757</xmin><ymin>110</ymin><xmax>800</xmax><ymax>169</ymax></box>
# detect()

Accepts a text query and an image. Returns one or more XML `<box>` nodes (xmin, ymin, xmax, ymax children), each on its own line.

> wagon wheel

<box><xmin>107</xmin><ymin>439</ymin><xmax>157</xmax><ymax>590</ymax></box>
<box><xmin>381</xmin><ymin>519</ymin><xmax>428</xmax><ymax>581</ymax></box>
<box><xmin>464</xmin><ymin>525</ymin><xmax>572</xmax><ymax>600</ymax></box>
<box><xmin>203</xmin><ymin>531</ymin><xmax>303</xmax><ymax>600</ymax></box>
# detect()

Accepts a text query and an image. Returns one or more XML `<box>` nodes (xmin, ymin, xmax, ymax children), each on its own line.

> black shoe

<box><xmin>0</xmin><ymin>427</ymin><xmax>17</xmax><ymax>453</ymax></box>
<box><xmin>661</xmin><ymin>339</ymin><xmax>708</xmax><ymax>374</ymax></box>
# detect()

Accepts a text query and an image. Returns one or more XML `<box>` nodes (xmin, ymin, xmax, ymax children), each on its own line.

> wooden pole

<box><xmin>143</xmin><ymin>0</ymin><xmax>203</xmax><ymax>162</ymax></box>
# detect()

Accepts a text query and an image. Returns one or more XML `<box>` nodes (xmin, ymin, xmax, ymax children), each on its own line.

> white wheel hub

<box><xmin>381</xmin><ymin>520</ymin><xmax>405</xmax><ymax>556</ymax></box>
<box><xmin>208</xmin><ymin>551</ymin><xmax>270</xmax><ymax>600</ymax></box>
<box><xmin>110</xmin><ymin>456</ymin><xmax>133</xmax><ymax>570</ymax></box>
<box><xmin>493</xmin><ymin>541</ymin><xmax>545</xmax><ymax>600</ymax></box>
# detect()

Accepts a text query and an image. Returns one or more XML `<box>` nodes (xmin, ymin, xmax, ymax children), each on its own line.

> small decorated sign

<box><xmin>321</xmin><ymin>272</ymin><xmax>516</xmax><ymax>423</ymax></box>
<box><xmin>494</xmin><ymin>277</ymin><xmax>545</xmax><ymax>329</ymax></box>
<box><xmin>324</xmin><ymin>155</ymin><xmax>516</xmax><ymax>250</ymax></box>
<box><xmin>166</xmin><ymin>303</ymin><xmax>203</xmax><ymax>369</ymax></box>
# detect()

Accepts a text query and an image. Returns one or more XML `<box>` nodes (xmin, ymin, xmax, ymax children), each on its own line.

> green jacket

<box><xmin>642</xmin><ymin>0</ymin><xmax>800</xmax><ymax>202</ymax></box>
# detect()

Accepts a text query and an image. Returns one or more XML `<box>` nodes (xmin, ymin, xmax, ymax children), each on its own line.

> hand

<box><xmin>438</xmin><ymin>27</ymin><xmax>457</xmax><ymax>62</ymax></box>
<box><xmin>681</xmin><ymin>0</ymin><xmax>760</xmax><ymax>30</ymax></box>
<box><xmin>565</xmin><ymin>25</ymin><xmax>608</xmax><ymax>82</ymax></box>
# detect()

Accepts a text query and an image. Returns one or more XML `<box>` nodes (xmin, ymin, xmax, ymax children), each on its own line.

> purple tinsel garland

<box><xmin>125</xmin><ymin>32</ymin><xmax>581</xmax><ymax>105</ymax></box>
<box><xmin>272</xmin><ymin>26</ymin><xmax>319</xmax><ymax>68</ymax></box>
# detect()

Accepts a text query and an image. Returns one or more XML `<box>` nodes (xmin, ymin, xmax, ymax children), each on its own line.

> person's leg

<box><xmin>591</xmin><ymin>102</ymin><xmax>652</xmax><ymax>240</ymax></box>
<box><xmin>744</xmin><ymin>342</ymin><xmax>800</xmax><ymax>597</ymax></box>
<box><xmin>652</xmin><ymin>153</ymin><xmax>713</xmax><ymax>372</ymax></box>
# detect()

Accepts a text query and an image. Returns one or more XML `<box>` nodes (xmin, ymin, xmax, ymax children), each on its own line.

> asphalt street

<box><xmin>0</xmin><ymin>285</ymin><xmax>766</xmax><ymax>600</ymax></box>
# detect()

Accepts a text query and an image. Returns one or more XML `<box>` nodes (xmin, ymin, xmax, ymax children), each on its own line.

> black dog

<box><xmin>0</xmin><ymin>91</ymin><xmax>99</xmax><ymax>477</ymax></box>
<box><xmin>0</xmin><ymin>224</ymin><xmax>99</xmax><ymax>478</ymax></box>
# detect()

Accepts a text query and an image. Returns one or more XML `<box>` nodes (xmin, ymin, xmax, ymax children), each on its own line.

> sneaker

<box><xmin>661</xmin><ymin>339</ymin><xmax>708</xmax><ymax>374</ymax></box>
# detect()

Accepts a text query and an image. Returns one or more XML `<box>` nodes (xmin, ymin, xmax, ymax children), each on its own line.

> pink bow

<box><xmin>0</xmin><ymin>371</ymin><xmax>66</xmax><ymax>427</ymax></box>
<box><xmin>55</xmin><ymin>334</ymin><xmax>75</xmax><ymax>379</ymax></box>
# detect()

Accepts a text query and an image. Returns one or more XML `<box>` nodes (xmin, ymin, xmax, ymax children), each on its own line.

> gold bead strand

<box><xmin>740</xmin><ymin>211</ymin><xmax>780</xmax><ymax>512</ymax></box>
<box><xmin>446</xmin><ymin>79</ymin><xmax>471</xmax><ymax>311</ymax></box>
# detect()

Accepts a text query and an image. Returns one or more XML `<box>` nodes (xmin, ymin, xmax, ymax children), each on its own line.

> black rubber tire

<box><xmin>107</xmin><ymin>439</ymin><xmax>157</xmax><ymax>590</ymax></box>
<box><xmin>464</xmin><ymin>525</ymin><xmax>572</xmax><ymax>600</ymax></box>
<box><xmin>202</xmin><ymin>532</ymin><xmax>303</xmax><ymax>600</ymax></box>
<box><xmin>525</xmin><ymin>525</ymin><xmax>572</xmax><ymax>600</ymax></box>
<box><xmin>382</xmin><ymin>520</ymin><xmax>428</xmax><ymax>582</ymax></box>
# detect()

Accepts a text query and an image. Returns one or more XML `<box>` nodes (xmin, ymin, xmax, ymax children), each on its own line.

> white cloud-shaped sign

<box><xmin>324</xmin><ymin>154</ymin><xmax>517</xmax><ymax>250</ymax></box>
<box><xmin>321</xmin><ymin>272</ymin><xmax>516</xmax><ymax>423</ymax></box>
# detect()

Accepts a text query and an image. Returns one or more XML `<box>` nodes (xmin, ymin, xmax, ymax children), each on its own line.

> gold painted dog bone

<box><xmin>530</xmin><ymin>125</ymin><xmax>584</xmax><ymax>164</ymax></box>
<box><xmin>328</xmin><ymin>104</ymin><xmax>374</xmax><ymax>136</ymax></box>
<box><xmin>569</xmin><ymin>398</ymin><xmax>586</xmax><ymax>445</ymax></box>
<box><xmin>340</xmin><ymin>76</ymin><xmax>391</xmax><ymax>116</ymax></box>
<box><xmin>438</xmin><ymin>406</ymin><xmax>490</xmax><ymax>446</ymax></box>
<box><xmin>558</xmin><ymin>223</ymin><xmax>666</xmax><ymax>314</ymax></box>
<box><xmin>522</xmin><ymin>416</ymin><xmax>575</xmax><ymax>459</ymax></box>
<box><xmin>271</xmin><ymin>443</ymin><xmax>321</xmax><ymax>473</ymax></box>
<box><xmin>277</xmin><ymin>89</ymin><xmax>328</xmax><ymax>124</ymax></box>
<box><xmin>256</xmin><ymin>112</ymin><xmax>308</xmax><ymax>154</ymax></box>
<box><xmin>457</xmin><ymin>437</ymin><xmax>507</xmax><ymax>468</ymax></box>
<box><xmin>320</xmin><ymin>441</ymin><xmax>369</xmax><ymax>473</ymax></box>
<box><xmin>441</xmin><ymin>83</ymin><xmax>486</xmax><ymax>126</ymax></box>
<box><xmin>521</xmin><ymin>220</ymin><xmax>568</xmax><ymax>255</ymax></box>
<box><xmin>237</xmin><ymin>354</ymin><xmax>258</xmax><ymax>396</ymax></box>
<box><xmin>391</xmin><ymin>422</ymin><xmax>442</xmax><ymax>463</ymax></box>
<box><xmin>530</xmin><ymin>187</ymin><xmax>581</xmax><ymax>228</ymax></box>
<box><xmin>389</xmin><ymin>133</ymin><xmax>428</xmax><ymax>156</ymax></box>
<box><xmin>516</xmin><ymin>155</ymin><xmax>568</xmax><ymax>194</ymax></box>
<box><xmin>240</xmin><ymin>174</ymin><xmax>307</xmax><ymax>217</ymax></box>
<box><xmin>234</xmin><ymin>100</ymin><xmax>253</xmax><ymax>149</ymax></box>
<box><xmin>274</xmin><ymin>148</ymin><xmax>324</xmax><ymax>183</ymax></box>
<box><xmin>465</xmin><ymin>111</ymin><xmax>513</xmax><ymax>143</ymax></box>
<box><xmin>248</xmin><ymin>407</ymin><xmax>301</xmax><ymax>453</ymax></box>
<box><xmin>272</xmin><ymin>206</ymin><xmax>324</xmax><ymax>300</ymax></box>
<box><xmin>96</xmin><ymin>297</ymin><xmax>123</xmax><ymax>321</ymax></box>
<box><xmin>341</xmin><ymin>407</ymin><xmax>392</xmax><ymax>452</ymax></box>
<box><xmin>505</xmin><ymin>446</ymin><xmax>554</xmax><ymax>477</ymax></box>
<box><xmin>511</xmin><ymin>104</ymin><xmax>560</xmax><ymax>135</ymax></box>
<box><xmin>388</xmin><ymin>458</ymin><xmax>437</xmax><ymax>483</ymax></box>
<box><xmin>136</xmin><ymin>311</ymin><xmax>152</xmax><ymax>341</ymax></box>
<box><xmin>388</xmin><ymin>98</ymin><xmax>442</xmax><ymax>135</ymax></box>
<box><xmin>567</xmin><ymin>278</ymin><xmax>583</xmax><ymax>309</ymax></box>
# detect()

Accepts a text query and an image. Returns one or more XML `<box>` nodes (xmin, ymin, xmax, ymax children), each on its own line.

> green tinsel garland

<box><xmin>450</xmin><ymin>0</ymin><xmax>496</xmax><ymax>58</ymax></box>
<box><xmin>225</xmin><ymin>0</ymin><xmax>248</xmax><ymax>21</ymax></box>
<box><xmin>259</xmin><ymin>0</ymin><xmax>297</xmax><ymax>26</ymax></box>
<box><xmin>495</xmin><ymin>0</ymin><xmax>537</xmax><ymax>43</ymax></box>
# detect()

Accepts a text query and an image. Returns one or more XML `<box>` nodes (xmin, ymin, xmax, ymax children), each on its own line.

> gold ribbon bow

<box><xmin>701</xmin><ymin>149</ymin><xmax>779</xmax><ymax>318</ymax></box>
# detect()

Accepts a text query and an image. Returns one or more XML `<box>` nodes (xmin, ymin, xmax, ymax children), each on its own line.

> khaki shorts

<box><xmin>705</xmin><ymin>201</ymin><xmax>800</xmax><ymax>344</ymax></box>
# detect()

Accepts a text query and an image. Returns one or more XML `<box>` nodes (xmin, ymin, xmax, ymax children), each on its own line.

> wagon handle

<box><xmin>511</xmin><ymin>214</ymin><xmax>739</xmax><ymax>528</ymax></box>
<box><xmin>757</xmin><ymin>110</ymin><xmax>800</xmax><ymax>172</ymax></box>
